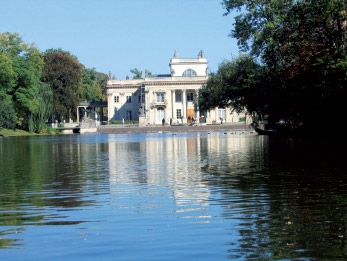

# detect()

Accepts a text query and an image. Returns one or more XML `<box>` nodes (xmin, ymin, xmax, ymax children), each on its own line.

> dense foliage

<box><xmin>41</xmin><ymin>49</ymin><xmax>83</xmax><ymax>122</ymax></box>
<box><xmin>0</xmin><ymin>32</ymin><xmax>44</xmax><ymax>132</ymax></box>
<box><xmin>0</xmin><ymin>32</ymin><xmax>108</xmax><ymax>132</ymax></box>
<box><xmin>200</xmin><ymin>0</ymin><xmax>347</xmax><ymax>134</ymax></box>
<box><xmin>79</xmin><ymin>67</ymin><xmax>108</xmax><ymax>102</ymax></box>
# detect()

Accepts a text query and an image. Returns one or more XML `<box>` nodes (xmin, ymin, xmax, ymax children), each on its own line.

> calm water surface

<box><xmin>0</xmin><ymin>131</ymin><xmax>346</xmax><ymax>260</ymax></box>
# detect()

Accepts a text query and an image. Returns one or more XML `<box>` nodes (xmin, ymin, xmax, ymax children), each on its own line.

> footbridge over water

<box><xmin>51</xmin><ymin>100</ymin><xmax>107</xmax><ymax>134</ymax></box>
<box><xmin>52</xmin><ymin>118</ymin><xmax>98</xmax><ymax>134</ymax></box>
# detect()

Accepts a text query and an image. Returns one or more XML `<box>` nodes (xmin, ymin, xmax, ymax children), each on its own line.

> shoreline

<box><xmin>1</xmin><ymin>123</ymin><xmax>254</xmax><ymax>137</ymax></box>
<box><xmin>97</xmin><ymin>123</ymin><xmax>254</xmax><ymax>134</ymax></box>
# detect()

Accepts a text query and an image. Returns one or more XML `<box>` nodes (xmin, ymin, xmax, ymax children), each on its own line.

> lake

<box><xmin>0</xmin><ymin>131</ymin><xmax>346</xmax><ymax>260</ymax></box>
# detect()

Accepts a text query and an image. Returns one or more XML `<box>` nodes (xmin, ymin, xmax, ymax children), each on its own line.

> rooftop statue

<box><xmin>198</xmin><ymin>50</ymin><xmax>204</xmax><ymax>58</ymax></box>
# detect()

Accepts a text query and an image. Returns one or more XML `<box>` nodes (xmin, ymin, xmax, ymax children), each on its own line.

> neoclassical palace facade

<box><xmin>105</xmin><ymin>51</ymin><xmax>249</xmax><ymax>126</ymax></box>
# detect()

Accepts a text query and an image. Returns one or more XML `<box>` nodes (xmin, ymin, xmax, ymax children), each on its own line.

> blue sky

<box><xmin>1</xmin><ymin>0</ymin><xmax>240</xmax><ymax>79</ymax></box>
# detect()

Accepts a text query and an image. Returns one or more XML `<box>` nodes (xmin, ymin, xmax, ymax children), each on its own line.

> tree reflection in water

<box><xmin>0</xmin><ymin>133</ymin><xmax>346</xmax><ymax>260</ymax></box>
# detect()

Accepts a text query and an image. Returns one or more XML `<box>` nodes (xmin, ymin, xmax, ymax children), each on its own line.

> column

<box><xmin>77</xmin><ymin>107</ymin><xmax>80</xmax><ymax>123</ymax></box>
<box><xmin>107</xmin><ymin>93</ymin><xmax>113</xmax><ymax>122</ymax></box>
<box><xmin>182</xmin><ymin>89</ymin><xmax>186</xmax><ymax>123</ymax></box>
<box><xmin>171</xmin><ymin>90</ymin><xmax>175</xmax><ymax>120</ymax></box>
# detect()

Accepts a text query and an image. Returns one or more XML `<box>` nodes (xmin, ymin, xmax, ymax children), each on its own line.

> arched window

<box><xmin>182</xmin><ymin>69</ymin><xmax>197</xmax><ymax>77</ymax></box>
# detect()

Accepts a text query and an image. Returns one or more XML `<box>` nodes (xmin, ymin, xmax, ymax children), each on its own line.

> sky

<box><xmin>1</xmin><ymin>0</ymin><xmax>240</xmax><ymax>79</ymax></box>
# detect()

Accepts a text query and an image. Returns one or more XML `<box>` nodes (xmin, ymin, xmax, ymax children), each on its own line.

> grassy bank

<box><xmin>0</xmin><ymin>128</ymin><xmax>34</xmax><ymax>137</ymax></box>
<box><xmin>0</xmin><ymin>127</ymin><xmax>58</xmax><ymax>137</ymax></box>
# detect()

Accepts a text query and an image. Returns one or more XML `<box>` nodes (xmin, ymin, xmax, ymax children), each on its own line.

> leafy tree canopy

<box><xmin>41</xmin><ymin>49</ymin><xmax>83</xmax><ymax>122</ymax></box>
<box><xmin>0</xmin><ymin>32</ymin><xmax>44</xmax><ymax>131</ymax></box>
<box><xmin>1</xmin><ymin>32</ymin><xmax>109</xmax><ymax>131</ymax></box>
<box><xmin>79</xmin><ymin>67</ymin><xmax>108</xmax><ymax>102</ymax></box>
<box><xmin>200</xmin><ymin>0</ymin><xmax>347</xmax><ymax>133</ymax></box>
<box><xmin>0</xmin><ymin>98</ymin><xmax>17</xmax><ymax>130</ymax></box>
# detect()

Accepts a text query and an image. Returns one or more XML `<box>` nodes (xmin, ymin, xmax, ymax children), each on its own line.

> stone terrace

<box><xmin>97</xmin><ymin>123</ymin><xmax>254</xmax><ymax>134</ymax></box>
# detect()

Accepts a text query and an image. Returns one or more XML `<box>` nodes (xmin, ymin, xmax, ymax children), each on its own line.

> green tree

<box><xmin>199</xmin><ymin>55</ymin><xmax>270</xmax><ymax>121</ymax></box>
<box><xmin>218</xmin><ymin>0</ymin><xmax>347</xmax><ymax>132</ymax></box>
<box><xmin>79</xmin><ymin>67</ymin><xmax>108</xmax><ymax>102</ymax></box>
<box><xmin>41</xmin><ymin>49</ymin><xmax>83</xmax><ymax>122</ymax></box>
<box><xmin>130</xmin><ymin>68</ymin><xmax>142</xmax><ymax>79</ymax></box>
<box><xmin>0</xmin><ymin>98</ymin><xmax>16</xmax><ymax>130</ymax></box>
<box><xmin>31</xmin><ymin>82</ymin><xmax>53</xmax><ymax>131</ymax></box>
<box><xmin>96</xmin><ymin>71</ymin><xmax>109</xmax><ymax>101</ymax></box>
<box><xmin>0</xmin><ymin>32</ymin><xmax>45</xmax><ymax>132</ymax></box>
<box><xmin>0</xmin><ymin>52</ymin><xmax>16</xmax><ymax>100</ymax></box>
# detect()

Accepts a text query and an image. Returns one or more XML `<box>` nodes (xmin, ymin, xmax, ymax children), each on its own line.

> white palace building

<box><xmin>105</xmin><ymin>51</ymin><xmax>249</xmax><ymax>126</ymax></box>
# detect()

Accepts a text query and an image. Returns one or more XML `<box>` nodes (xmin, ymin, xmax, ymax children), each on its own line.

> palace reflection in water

<box><xmin>0</xmin><ymin>132</ymin><xmax>346</xmax><ymax>260</ymax></box>
<box><xmin>107</xmin><ymin>132</ymin><xmax>263</xmax><ymax>209</ymax></box>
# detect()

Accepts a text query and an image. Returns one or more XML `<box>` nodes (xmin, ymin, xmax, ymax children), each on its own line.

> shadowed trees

<box><xmin>41</xmin><ymin>49</ymin><xmax>83</xmax><ymax>122</ymax></box>
<box><xmin>200</xmin><ymin>0</ymin><xmax>347</xmax><ymax>134</ymax></box>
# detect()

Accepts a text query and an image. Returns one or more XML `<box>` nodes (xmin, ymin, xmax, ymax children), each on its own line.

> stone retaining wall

<box><xmin>97</xmin><ymin>123</ymin><xmax>253</xmax><ymax>134</ymax></box>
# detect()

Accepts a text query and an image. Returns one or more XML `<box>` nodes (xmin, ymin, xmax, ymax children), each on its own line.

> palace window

<box><xmin>126</xmin><ymin>96</ymin><xmax>132</xmax><ymax>103</ymax></box>
<box><xmin>176</xmin><ymin>109</ymin><xmax>182</xmax><ymax>119</ymax></box>
<box><xmin>218</xmin><ymin>108</ymin><xmax>226</xmax><ymax>121</ymax></box>
<box><xmin>182</xmin><ymin>69</ymin><xmax>197</xmax><ymax>77</ymax></box>
<box><xmin>175</xmin><ymin>92</ymin><xmax>182</xmax><ymax>102</ymax></box>
<box><xmin>156</xmin><ymin>93</ymin><xmax>165</xmax><ymax>102</ymax></box>
<box><xmin>114</xmin><ymin>96</ymin><xmax>119</xmax><ymax>103</ymax></box>
<box><xmin>140</xmin><ymin>94</ymin><xmax>145</xmax><ymax>103</ymax></box>
<box><xmin>127</xmin><ymin>110</ymin><xmax>132</xmax><ymax>120</ymax></box>
<box><xmin>187</xmin><ymin>92</ymin><xmax>194</xmax><ymax>101</ymax></box>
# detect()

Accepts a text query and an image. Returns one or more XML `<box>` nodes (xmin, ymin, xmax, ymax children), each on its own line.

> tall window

<box><xmin>156</xmin><ymin>93</ymin><xmax>165</xmax><ymax>102</ymax></box>
<box><xmin>127</xmin><ymin>110</ymin><xmax>132</xmax><ymax>120</ymax></box>
<box><xmin>175</xmin><ymin>92</ymin><xmax>182</xmax><ymax>102</ymax></box>
<box><xmin>114</xmin><ymin>96</ymin><xmax>119</xmax><ymax>103</ymax></box>
<box><xmin>218</xmin><ymin>108</ymin><xmax>226</xmax><ymax>121</ymax></box>
<box><xmin>176</xmin><ymin>109</ymin><xmax>182</xmax><ymax>119</ymax></box>
<box><xmin>182</xmin><ymin>69</ymin><xmax>197</xmax><ymax>77</ymax></box>
<box><xmin>138</xmin><ymin>94</ymin><xmax>145</xmax><ymax>103</ymax></box>
<box><xmin>187</xmin><ymin>92</ymin><xmax>194</xmax><ymax>101</ymax></box>
<box><xmin>126</xmin><ymin>96</ymin><xmax>132</xmax><ymax>103</ymax></box>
